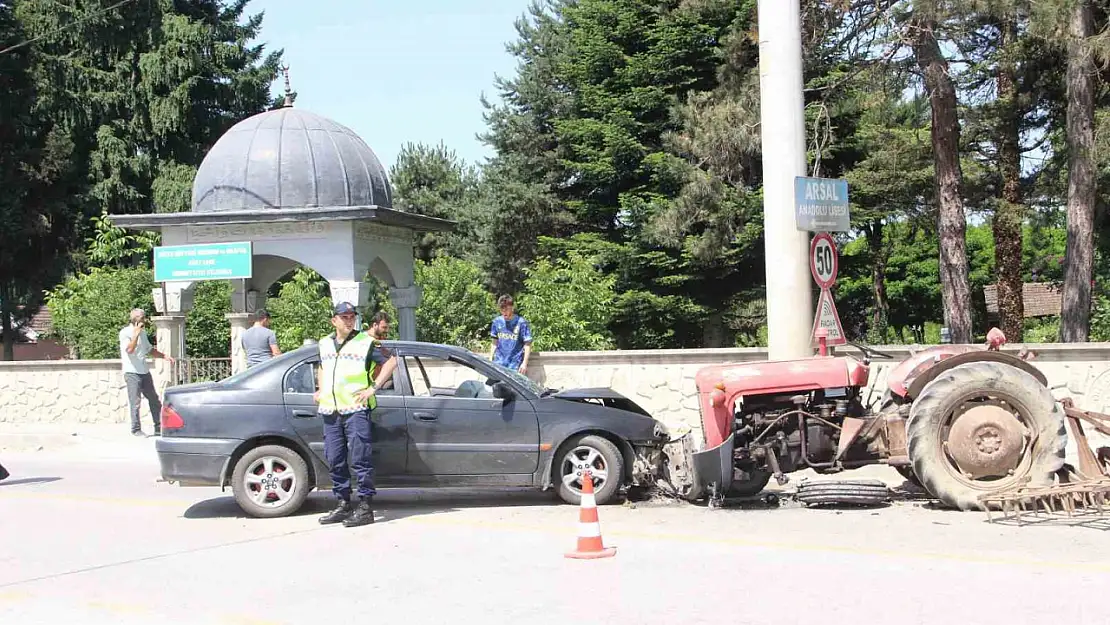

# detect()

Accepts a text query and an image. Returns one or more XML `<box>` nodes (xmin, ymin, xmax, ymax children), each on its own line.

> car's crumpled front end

<box><xmin>627</xmin><ymin>419</ymin><xmax>671</xmax><ymax>487</ymax></box>
<box><xmin>623</xmin><ymin>417</ymin><xmax>709</xmax><ymax>500</ymax></box>
<box><xmin>548</xmin><ymin>387</ymin><xmax>706</xmax><ymax>498</ymax></box>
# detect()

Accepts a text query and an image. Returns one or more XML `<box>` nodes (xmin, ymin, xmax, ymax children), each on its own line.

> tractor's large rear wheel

<box><xmin>906</xmin><ymin>361</ymin><xmax>1066</xmax><ymax>511</ymax></box>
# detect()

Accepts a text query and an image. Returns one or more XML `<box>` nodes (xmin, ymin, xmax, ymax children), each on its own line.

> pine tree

<box><xmin>0</xmin><ymin>0</ymin><xmax>81</xmax><ymax>360</ymax></box>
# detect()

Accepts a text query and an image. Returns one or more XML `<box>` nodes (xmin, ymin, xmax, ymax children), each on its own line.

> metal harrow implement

<box><xmin>978</xmin><ymin>398</ymin><xmax>1110</xmax><ymax>525</ymax></box>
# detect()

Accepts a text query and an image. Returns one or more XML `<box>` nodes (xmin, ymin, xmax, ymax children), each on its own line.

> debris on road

<box><xmin>794</xmin><ymin>478</ymin><xmax>891</xmax><ymax>508</ymax></box>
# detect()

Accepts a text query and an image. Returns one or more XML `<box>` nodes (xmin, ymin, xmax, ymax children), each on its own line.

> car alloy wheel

<box><xmin>553</xmin><ymin>434</ymin><xmax>625</xmax><ymax>506</ymax></box>
<box><xmin>561</xmin><ymin>444</ymin><xmax>610</xmax><ymax>494</ymax></box>
<box><xmin>231</xmin><ymin>444</ymin><xmax>312</xmax><ymax>518</ymax></box>
<box><xmin>244</xmin><ymin>455</ymin><xmax>298</xmax><ymax>509</ymax></box>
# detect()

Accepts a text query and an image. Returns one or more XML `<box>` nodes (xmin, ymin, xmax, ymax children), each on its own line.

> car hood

<box><xmin>548</xmin><ymin>387</ymin><xmax>654</xmax><ymax>419</ymax></box>
<box><xmin>551</xmin><ymin>387</ymin><xmax>636</xmax><ymax>401</ymax></box>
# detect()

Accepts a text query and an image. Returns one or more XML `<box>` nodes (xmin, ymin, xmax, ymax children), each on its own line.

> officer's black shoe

<box><xmin>318</xmin><ymin>499</ymin><xmax>352</xmax><ymax>525</ymax></box>
<box><xmin>342</xmin><ymin>499</ymin><xmax>375</xmax><ymax>527</ymax></box>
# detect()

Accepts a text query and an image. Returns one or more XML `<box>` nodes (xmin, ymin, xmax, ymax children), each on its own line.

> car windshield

<box><xmin>491</xmin><ymin>362</ymin><xmax>546</xmax><ymax>396</ymax></box>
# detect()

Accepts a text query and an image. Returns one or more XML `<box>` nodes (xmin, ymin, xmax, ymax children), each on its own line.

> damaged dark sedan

<box><xmin>155</xmin><ymin>341</ymin><xmax>679</xmax><ymax>518</ymax></box>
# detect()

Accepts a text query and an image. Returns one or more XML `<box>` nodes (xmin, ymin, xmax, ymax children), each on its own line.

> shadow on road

<box><xmin>182</xmin><ymin>487</ymin><xmax>559</xmax><ymax>523</ymax></box>
<box><xmin>0</xmin><ymin>476</ymin><xmax>63</xmax><ymax>488</ymax></box>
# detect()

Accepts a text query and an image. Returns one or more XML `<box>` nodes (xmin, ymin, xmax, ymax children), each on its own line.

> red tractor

<box><xmin>668</xmin><ymin>329</ymin><xmax>1068</xmax><ymax>510</ymax></box>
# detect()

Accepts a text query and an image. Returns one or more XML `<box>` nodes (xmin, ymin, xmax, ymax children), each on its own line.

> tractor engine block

<box><xmin>732</xmin><ymin>391</ymin><xmax>867</xmax><ymax>476</ymax></box>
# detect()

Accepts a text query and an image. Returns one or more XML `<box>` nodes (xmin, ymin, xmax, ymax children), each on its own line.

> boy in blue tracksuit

<box><xmin>489</xmin><ymin>295</ymin><xmax>533</xmax><ymax>374</ymax></box>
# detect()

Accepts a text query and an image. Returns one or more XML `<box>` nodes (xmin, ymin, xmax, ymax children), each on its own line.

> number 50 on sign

<box><xmin>809</xmin><ymin>232</ymin><xmax>838</xmax><ymax>289</ymax></box>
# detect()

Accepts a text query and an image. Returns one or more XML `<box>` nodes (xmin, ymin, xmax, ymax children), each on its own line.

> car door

<box><xmin>397</xmin><ymin>349</ymin><xmax>540</xmax><ymax>476</ymax></box>
<box><xmin>281</xmin><ymin>354</ymin><xmax>408</xmax><ymax>477</ymax></box>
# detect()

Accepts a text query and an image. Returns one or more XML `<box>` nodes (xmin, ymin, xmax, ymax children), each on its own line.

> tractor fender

<box><xmin>690</xmin><ymin>433</ymin><xmax>735</xmax><ymax>495</ymax></box>
<box><xmin>905</xmin><ymin>351</ymin><xmax>1047</xmax><ymax>400</ymax></box>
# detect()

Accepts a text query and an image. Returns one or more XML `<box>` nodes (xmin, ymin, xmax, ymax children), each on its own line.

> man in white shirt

<box><xmin>120</xmin><ymin>308</ymin><xmax>174</xmax><ymax>437</ymax></box>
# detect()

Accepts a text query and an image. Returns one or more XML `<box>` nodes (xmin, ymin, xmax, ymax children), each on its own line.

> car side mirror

<box><xmin>492</xmin><ymin>382</ymin><xmax>513</xmax><ymax>400</ymax></box>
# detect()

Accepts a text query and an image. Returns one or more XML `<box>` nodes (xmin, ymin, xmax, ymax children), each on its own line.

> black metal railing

<box><xmin>170</xmin><ymin>358</ymin><xmax>233</xmax><ymax>385</ymax></box>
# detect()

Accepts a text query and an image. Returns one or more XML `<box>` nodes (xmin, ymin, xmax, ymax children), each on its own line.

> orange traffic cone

<box><xmin>564</xmin><ymin>469</ymin><xmax>617</xmax><ymax>559</ymax></box>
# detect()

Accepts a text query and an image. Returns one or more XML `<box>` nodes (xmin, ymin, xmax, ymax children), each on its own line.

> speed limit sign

<box><xmin>809</xmin><ymin>232</ymin><xmax>838</xmax><ymax>289</ymax></box>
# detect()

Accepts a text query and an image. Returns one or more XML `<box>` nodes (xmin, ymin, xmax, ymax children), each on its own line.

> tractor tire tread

<box><xmin>795</xmin><ymin>480</ymin><xmax>891</xmax><ymax>506</ymax></box>
<box><xmin>906</xmin><ymin>360</ymin><xmax>1066</xmax><ymax>511</ymax></box>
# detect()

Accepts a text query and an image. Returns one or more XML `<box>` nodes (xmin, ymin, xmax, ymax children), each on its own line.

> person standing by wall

<box><xmin>120</xmin><ymin>308</ymin><xmax>174</xmax><ymax>437</ymax></box>
<box><xmin>489</xmin><ymin>295</ymin><xmax>533</xmax><ymax>375</ymax></box>
<box><xmin>241</xmin><ymin>309</ymin><xmax>281</xmax><ymax>368</ymax></box>
<box><xmin>314</xmin><ymin>302</ymin><xmax>397</xmax><ymax>528</ymax></box>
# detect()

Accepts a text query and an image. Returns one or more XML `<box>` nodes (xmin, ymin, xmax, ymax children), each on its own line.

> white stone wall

<box><xmin>0</xmin><ymin>360</ymin><xmax>172</xmax><ymax>424</ymax></box>
<box><xmin>3</xmin><ymin>344</ymin><xmax>1110</xmax><ymax>442</ymax></box>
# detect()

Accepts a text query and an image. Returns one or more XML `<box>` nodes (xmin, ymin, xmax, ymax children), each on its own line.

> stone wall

<box><xmin>4</xmin><ymin>344</ymin><xmax>1110</xmax><ymax>442</ymax></box>
<box><xmin>0</xmin><ymin>359</ymin><xmax>174</xmax><ymax>425</ymax></box>
<box><xmin>530</xmin><ymin>344</ymin><xmax>1110</xmax><ymax>443</ymax></box>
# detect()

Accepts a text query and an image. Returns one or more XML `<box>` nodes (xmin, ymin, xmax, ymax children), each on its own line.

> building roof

<box><xmin>192</xmin><ymin>106</ymin><xmax>393</xmax><ymax>213</ymax></box>
<box><xmin>983</xmin><ymin>282</ymin><xmax>1062</xmax><ymax>318</ymax></box>
<box><xmin>107</xmin><ymin>205</ymin><xmax>454</xmax><ymax>233</ymax></box>
<box><xmin>27</xmin><ymin>307</ymin><xmax>53</xmax><ymax>334</ymax></box>
<box><xmin>5</xmin><ymin>306</ymin><xmax>53</xmax><ymax>342</ymax></box>
<box><xmin>108</xmin><ymin>105</ymin><xmax>455</xmax><ymax>234</ymax></box>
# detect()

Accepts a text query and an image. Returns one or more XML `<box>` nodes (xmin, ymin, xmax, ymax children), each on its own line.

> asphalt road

<box><xmin>2</xmin><ymin>446</ymin><xmax>1109</xmax><ymax>625</ymax></box>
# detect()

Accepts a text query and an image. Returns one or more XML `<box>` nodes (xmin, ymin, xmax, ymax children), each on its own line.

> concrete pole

<box><xmin>758</xmin><ymin>0</ymin><xmax>813</xmax><ymax>360</ymax></box>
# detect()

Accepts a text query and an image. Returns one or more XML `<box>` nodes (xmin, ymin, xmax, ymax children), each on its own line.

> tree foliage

<box><xmin>25</xmin><ymin>0</ymin><xmax>1110</xmax><ymax>359</ymax></box>
<box><xmin>413</xmin><ymin>257</ymin><xmax>495</xmax><ymax>349</ymax></box>
<box><xmin>517</xmin><ymin>247</ymin><xmax>616</xmax><ymax>352</ymax></box>
<box><xmin>186</xmin><ymin>281</ymin><xmax>231</xmax><ymax>358</ymax></box>
<box><xmin>45</xmin><ymin>267</ymin><xmax>157</xmax><ymax>359</ymax></box>
<box><xmin>267</xmin><ymin>268</ymin><xmax>335</xmax><ymax>352</ymax></box>
<box><xmin>0</xmin><ymin>0</ymin><xmax>82</xmax><ymax>360</ymax></box>
<box><xmin>390</xmin><ymin>142</ymin><xmax>484</xmax><ymax>261</ymax></box>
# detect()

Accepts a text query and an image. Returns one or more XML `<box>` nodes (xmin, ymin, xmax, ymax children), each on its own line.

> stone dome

<box><xmin>191</xmin><ymin>107</ymin><xmax>393</xmax><ymax>213</ymax></box>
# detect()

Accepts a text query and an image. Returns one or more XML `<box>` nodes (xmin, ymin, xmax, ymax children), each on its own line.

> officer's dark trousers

<box><xmin>322</xmin><ymin>409</ymin><xmax>376</xmax><ymax>501</ymax></box>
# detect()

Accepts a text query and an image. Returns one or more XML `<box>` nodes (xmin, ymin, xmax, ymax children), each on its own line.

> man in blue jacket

<box><xmin>489</xmin><ymin>295</ymin><xmax>533</xmax><ymax>374</ymax></box>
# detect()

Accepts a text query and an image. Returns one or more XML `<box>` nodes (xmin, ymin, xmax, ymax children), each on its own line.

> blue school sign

<box><xmin>794</xmin><ymin>176</ymin><xmax>850</xmax><ymax>232</ymax></box>
<box><xmin>153</xmin><ymin>242</ymin><xmax>253</xmax><ymax>282</ymax></box>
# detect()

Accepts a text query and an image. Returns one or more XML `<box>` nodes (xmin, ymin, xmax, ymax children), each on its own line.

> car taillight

<box><xmin>162</xmin><ymin>405</ymin><xmax>184</xmax><ymax>429</ymax></box>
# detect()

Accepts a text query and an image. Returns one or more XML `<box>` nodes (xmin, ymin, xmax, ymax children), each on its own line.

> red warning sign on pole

<box><xmin>809</xmin><ymin>232</ymin><xmax>838</xmax><ymax>289</ymax></box>
<box><xmin>811</xmin><ymin>288</ymin><xmax>846</xmax><ymax>346</ymax></box>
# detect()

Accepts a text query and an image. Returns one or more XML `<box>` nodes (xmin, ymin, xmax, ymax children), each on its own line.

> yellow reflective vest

<box><xmin>317</xmin><ymin>331</ymin><xmax>379</xmax><ymax>415</ymax></box>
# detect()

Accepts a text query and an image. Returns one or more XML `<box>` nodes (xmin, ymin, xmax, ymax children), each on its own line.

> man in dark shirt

<box><xmin>241</xmin><ymin>309</ymin><xmax>281</xmax><ymax>367</ymax></box>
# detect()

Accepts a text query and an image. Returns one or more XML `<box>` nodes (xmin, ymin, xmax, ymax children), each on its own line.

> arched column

<box><xmin>226</xmin><ymin>255</ymin><xmax>296</xmax><ymax>375</ymax></box>
<box><xmin>227</xmin><ymin>279</ymin><xmax>269</xmax><ymax>374</ymax></box>
<box><xmin>328</xmin><ymin>279</ymin><xmax>373</xmax><ymax>329</ymax></box>
<box><xmin>389</xmin><ymin>285</ymin><xmax>422</xmax><ymax>341</ymax></box>
<box><xmin>152</xmin><ymin>282</ymin><xmax>195</xmax><ymax>385</ymax></box>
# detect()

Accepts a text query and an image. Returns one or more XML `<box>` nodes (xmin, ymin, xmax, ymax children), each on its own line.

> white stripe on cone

<box><xmin>580</xmin><ymin>493</ymin><xmax>596</xmax><ymax>508</ymax></box>
<box><xmin>578</xmin><ymin>522</ymin><xmax>602</xmax><ymax>538</ymax></box>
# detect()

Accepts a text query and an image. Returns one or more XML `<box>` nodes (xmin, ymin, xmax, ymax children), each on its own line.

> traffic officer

<box><xmin>314</xmin><ymin>301</ymin><xmax>397</xmax><ymax>527</ymax></box>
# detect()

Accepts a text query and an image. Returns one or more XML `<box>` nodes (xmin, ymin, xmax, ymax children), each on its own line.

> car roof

<box><xmin>288</xmin><ymin>339</ymin><xmax>476</xmax><ymax>359</ymax></box>
<box><xmin>222</xmin><ymin>340</ymin><xmax>483</xmax><ymax>389</ymax></box>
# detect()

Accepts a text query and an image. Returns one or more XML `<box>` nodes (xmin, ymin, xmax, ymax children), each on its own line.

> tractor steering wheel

<box><xmin>848</xmin><ymin>341</ymin><xmax>895</xmax><ymax>361</ymax></box>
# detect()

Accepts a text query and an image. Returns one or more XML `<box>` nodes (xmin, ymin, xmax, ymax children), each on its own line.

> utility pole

<box><xmin>758</xmin><ymin>0</ymin><xmax>813</xmax><ymax>360</ymax></box>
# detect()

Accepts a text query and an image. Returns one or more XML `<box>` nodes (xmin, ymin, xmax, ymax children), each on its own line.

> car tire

<box><xmin>231</xmin><ymin>444</ymin><xmax>311</xmax><ymax>519</ymax></box>
<box><xmin>554</xmin><ymin>434</ymin><xmax>624</xmax><ymax>506</ymax></box>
